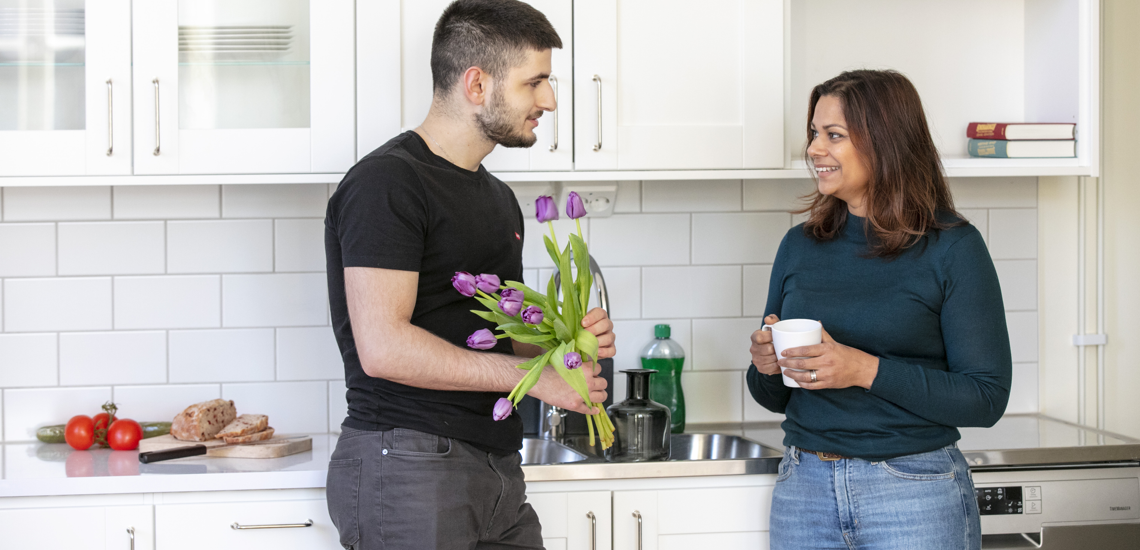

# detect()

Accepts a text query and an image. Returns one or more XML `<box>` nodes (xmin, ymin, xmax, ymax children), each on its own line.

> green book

<box><xmin>967</xmin><ymin>139</ymin><xmax>1075</xmax><ymax>158</ymax></box>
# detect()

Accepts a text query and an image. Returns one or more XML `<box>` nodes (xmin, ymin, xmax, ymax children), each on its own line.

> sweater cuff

<box><xmin>868</xmin><ymin>358</ymin><xmax>912</xmax><ymax>401</ymax></box>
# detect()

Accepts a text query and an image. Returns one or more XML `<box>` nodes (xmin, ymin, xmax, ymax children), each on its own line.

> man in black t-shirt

<box><xmin>324</xmin><ymin>2</ymin><xmax>614</xmax><ymax>548</ymax></box>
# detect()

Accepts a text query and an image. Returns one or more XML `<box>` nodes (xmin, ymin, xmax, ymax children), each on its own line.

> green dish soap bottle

<box><xmin>640</xmin><ymin>324</ymin><xmax>686</xmax><ymax>434</ymax></box>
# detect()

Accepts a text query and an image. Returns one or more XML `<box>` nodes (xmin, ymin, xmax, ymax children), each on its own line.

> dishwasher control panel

<box><xmin>976</xmin><ymin>486</ymin><xmax>1023</xmax><ymax>515</ymax></box>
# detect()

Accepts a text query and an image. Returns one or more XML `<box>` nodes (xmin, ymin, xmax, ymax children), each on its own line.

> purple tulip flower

<box><xmin>536</xmin><ymin>195</ymin><xmax>559</xmax><ymax>223</ymax></box>
<box><xmin>452</xmin><ymin>272</ymin><xmax>477</xmax><ymax>297</ymax></box>
<box><xmin>498</xmin><ymin>288</ymin><xmax>524</xmax><ymax>317</ymax></box>
<box><xmin>492</xmin><ymin>397</ymin><xmax>513</xmax><ymax>421</ymax></box>
<box><xmin>521</xmin><ymin>306</ymin><xmax>544</xmax><ymax>325</ymax></box>
<box><xmin>566</xmin><ymin>191</ymin><xmax>587</xmax><ymax>219</ymax></box>
<box><xmin>474</xmin><ymin>274</ymin><xmax>500</xmax><ymax>294</ymax></box>
<box><xmin>564</xmin><ymin>352</ymin><xmax>583</xmax><ymax>370</ymax></box>
<box><xmin>466</xmin><ymin>328</ymin><xmax>497</xmax><ymax>350</ymax></box>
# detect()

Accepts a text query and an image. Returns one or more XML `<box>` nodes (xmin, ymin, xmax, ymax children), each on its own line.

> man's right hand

<box><xmin>530</xmin><ymin>361</ymin><xmax>608</xmax><ymax>415</ymax></box>
<box><xmin>750</xmin><ymin>314</ymin><xmax>781</xmax><ymax>376</ymax></box>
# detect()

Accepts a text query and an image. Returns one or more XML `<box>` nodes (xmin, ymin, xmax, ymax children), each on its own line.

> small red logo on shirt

<box><xmin>514</xmin><ymin>232</ymin><xmax>521</xmax><ymax>240</ymax></box>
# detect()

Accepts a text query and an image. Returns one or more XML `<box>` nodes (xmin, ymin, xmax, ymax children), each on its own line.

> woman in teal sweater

<box><xmin>748</xmin><ymin>70</ymin><xmax>1011</xmax><ymax>550</ymax></box>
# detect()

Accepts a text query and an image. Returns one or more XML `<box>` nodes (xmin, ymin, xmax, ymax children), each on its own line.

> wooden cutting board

<box><xmin>138</xmin><ymin>434</ymin><xmax>312</xmax><ymax>459</ymax></box>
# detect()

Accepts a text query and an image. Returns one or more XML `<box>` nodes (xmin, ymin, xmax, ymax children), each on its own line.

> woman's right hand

<box><xmin>750</xmin><ymin>315</ymin><xmax>781</xmax><ymax>375</ymax></box>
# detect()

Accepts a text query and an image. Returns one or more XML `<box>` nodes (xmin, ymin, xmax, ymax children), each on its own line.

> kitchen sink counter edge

<box><xmin>0</xmin><ymin>423</ymin><xmax>786</xmax><ymax>498</ymax></box>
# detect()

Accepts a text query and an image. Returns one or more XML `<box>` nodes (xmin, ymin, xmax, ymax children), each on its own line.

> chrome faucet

<box><xmin>541</xmin><ymin>254</ymin><xmax>608</xmax><ymax>443</ymax></box>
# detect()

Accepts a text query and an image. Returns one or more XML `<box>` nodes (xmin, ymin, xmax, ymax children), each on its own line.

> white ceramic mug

<box><xmin>761</xmin><ymin>319</ymin><xmax>823</xmax><ymax>388</ymax></box>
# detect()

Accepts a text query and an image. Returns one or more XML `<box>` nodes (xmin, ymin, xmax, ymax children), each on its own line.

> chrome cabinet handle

<box><xmin>231</xmin><ymin>519</ymin><xmax>314</xmax><ymax>530</ymax></box>
<box><xmin>548</xmin><ymin>75</ymin><xmax>558</xmax><ymax>152</ymax></box>
<box><xmin>152</xmin><ymin>78</ymin><xmax>161</xmax><ymax>156</ymax></box>
<box><xmin>105</xmin><ymin>79</ymin><xmax>113</xmax><ymax>156</ymax></box>
<box><xmin>126</xmin><ymin>527</ymin><xmax>134</xmax><ymax>550</ymax></box>
<box><xmin>592</xmin><ymin>75</ymin><xmax>602</xmax><ymax>151</ymax></box>
<box><xmin>632</xmin><ymin>510</ymin><xmax>642</xmax><ymax>550</ymax></box>
<box><xmin>587</xmin><ymin>511</ymin><xmax>596</xmax><ymax>550</ymax></box>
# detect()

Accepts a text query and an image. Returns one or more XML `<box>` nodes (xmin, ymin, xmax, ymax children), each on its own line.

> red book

<box><xmin>966</xmin><ymin>122</ymin><xmax>1076</xmax><ymax>140</ymax></box>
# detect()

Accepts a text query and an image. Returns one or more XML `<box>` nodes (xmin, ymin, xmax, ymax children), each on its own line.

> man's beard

<box><xmin>476</xmin><ymin>88</ymin><xmax>539</xmax><ymax>148</ymax></box>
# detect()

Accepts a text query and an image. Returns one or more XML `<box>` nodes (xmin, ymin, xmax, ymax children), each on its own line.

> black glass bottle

<box><xmin>605</xmin><ymin>369</ymin><xmax>671</xmax><ymax>462</ymax></box>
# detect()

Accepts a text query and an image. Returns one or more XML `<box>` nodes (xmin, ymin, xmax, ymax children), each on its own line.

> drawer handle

<box><xmin>127</xmin><ymin>527</ymin><xmax>134</xmax><ymax>550</ymax></box>
<box><xmin>587</xmin><ymin>511</ymin><xmax>596</xmax><ymax>550</ymax></box>
<box><xmin>231</xmin><ymin>519</ymin><xmax>314</xmax><ymax>530</ymax></box>
<box><xmin>633</xmin><ymin>510</ymin><xmax>643</xmax><ymax>550</ymax></box>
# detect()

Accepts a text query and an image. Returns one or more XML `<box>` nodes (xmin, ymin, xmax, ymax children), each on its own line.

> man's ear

<box><xmin>461</xmin><ymin>66</ymin><xmax>490</xmax><ymax>107</ymax></box>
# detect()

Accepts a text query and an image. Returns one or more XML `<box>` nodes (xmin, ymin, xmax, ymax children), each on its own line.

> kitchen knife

<box><xmin>138</xmin><ymin>444</ymin><xmax>208</xmax><ymax>463</ymax></box>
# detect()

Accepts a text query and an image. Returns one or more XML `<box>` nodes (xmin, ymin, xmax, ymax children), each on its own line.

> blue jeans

<box><xmin>770</xmin><ymin>444</ymin><xmax>980</xmax><ymax>550</ymax></box>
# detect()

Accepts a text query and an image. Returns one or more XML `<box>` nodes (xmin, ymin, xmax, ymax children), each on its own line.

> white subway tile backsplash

<box><xmin>692</xmin><ymin>213</ymin><xmax>789</xmax><ymax>265</ymax></box>
<box><xmin>4</xmin><ymin>278</ymin><xmax>112</xmax><ymax>332</ymax></box>
<box><xmin>169</xmin><ymin>329</ymin><xmax>275</xmax><ymax>383</ymax></box>
<box><xmin>742</xmin><ymin>179</ymin><xmax>816</xmax><ymax>212</ymax></box>
<box><xmin>988</xmin><ymin>209</ymin><xmax>1037</xmax><ymax>260</ymax></box>
<box><xmin>58</xmin><ymin>222</ymin><xmax>165</xmax><ymax>275</ymax></box>
<box><xmin>114</xmin><ymin>276</ymin><xmax>221</xmax><ymax>329</ymax></box>
<box><xmin>2</xmin><ymin>186</ymin><xmax>110</xmax><ymax>221</ymax></box>
<box><xmin>613</xmin><ymin>181</ymin><xmax>641</xmax><ymax>213</ymax></box>
<box><xmin>222</xmin><ymin>381</ymin><xmax>328</xmax><ymax>434</ymax></box>
<box><xmin>522</xmin><ymin>217</ymin><xmax>583</xmax><ymax>269</ymax></box>
<box><xmin>642</xmin><ymin>266</ymin><xmax>741</xmax><ymax>318</ymax></box>
<box><xmin>682</xmin><ymin>370</ymin><xmax>743</xmax><ymax>423</ymax></box>
<box><xmin>0</xmin><ymin>223</ymin><xmax>55</xmax><ymax>277</ymax></box>
<box><xmin>222</xmin><ymin>184</ymin><xmax>329</xmax><ymax>218</ymax></box>
<box><xmin>222</xmin><ymin>273</ymin><xmax>328</xmax><ymax>327</ymax></box>
<box><xmin>0</xmin><ymin>334</ymin><xmax>57</xmax><ymax>387</ymax></box>
<box><xmin>329</xmin><ymin>381</ymin><xmax>348</xmax><ymax>433</ymax></box>
<box><xmin>522</xmin><ymin>269</ymin><xmax>539</xmax><ymax>290</ymax></box>
<box><xmin>691</xmin><ymin>318</ymin><xmax>764</xmax><ymax>371</ymax></box>
<box><xmin>4</xmin><ymin>386</ymin><xmax>111</xmax><ymax>441</ymax></box>
<box><xmin>113</xmin><ymin>185</ymin><xmax>220</xmax><ymax>219</ymax></box>
<box><xmin>590</xmin><ymin>214</ymin><xmax>690</xmax><ymax>267</ymax></box>
<box><xmin>167</xmin><ymin>220</ymin><xmax>273</xmax><ymax>273</ymax></box>
<box><xmin>602</xmin><ymin>267</ymin><xmax>641</xmax><ymax>320</ymax></box>
<box><xmin>112</xmin><ymin>384</ymin><xmax>221</xmax><ymax>424</ymax></box>
<box><xmin>643</xmin><ymin>180</ymin><xmax>741</xmax><ymax>212</ymax></box>
<box><xmin>277</xmin><ymin>327</ymin><xmax>342</xmax><ymax>381</ymax></box>
<box><xmin>958</xmin><ymin>209</ymin><xmax>989</xmax><ymax>246</ymax></box>
<box><xmin>949</xmin><ymin>178</ymin><xmax>1037</xmax><ymax>209</ymax></box>
<box><xmin>742</xmin><ymin>265</ymin><xmax>774</xmax><ymax>317</ymax></box>
<box><xmin>743</xmin><ymin>382</ymin><xmax>786</xmax><ymax>422</ymax></box>
<box><xmin>1007</xmin><ymin>311</ymin><xmax>1038</xmax><ymax>363</ymax></box>
<box><xmin>1006</xmin><ymin>362</ymin><xmax>1039</xmax><ymax>415</ymax></box>
<box><xmin>60</xmin><ymin>331</ymin><xmax>166</xmax><ymax>386</ymax></box>
<box><xmin>275</xmin><ymin>219</ymin><xmax>326</xmax><ymax>272</ymax></box>
<box><xmin>994</xmin><ymin>260</ymin><xmax>1037</xmax><ymax>311</ymax></box>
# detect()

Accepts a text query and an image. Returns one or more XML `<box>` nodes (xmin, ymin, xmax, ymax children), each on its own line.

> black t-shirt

<box><xmin>325</xmin><ymin>131</ymin><xmax>525</xmax><ymax>455</ymax></box>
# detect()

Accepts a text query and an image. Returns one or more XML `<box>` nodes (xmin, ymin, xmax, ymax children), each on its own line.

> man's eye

<box><xmin>531</xmin><ymin>81</ymin><xmax>541</xmax><ymax>88</ymax></box>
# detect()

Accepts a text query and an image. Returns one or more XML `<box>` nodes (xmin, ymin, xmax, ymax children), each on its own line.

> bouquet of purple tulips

<box><xmin>454</xmin><ymin>192</ymin><xmax>615</xmax><ymax>449</ymax></box>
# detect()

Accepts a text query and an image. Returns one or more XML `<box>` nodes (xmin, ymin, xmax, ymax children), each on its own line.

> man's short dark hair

<box><xmin>431</xmin><ymin>0</ymin><xmax>562</xmax><ymax>95</ymax></box>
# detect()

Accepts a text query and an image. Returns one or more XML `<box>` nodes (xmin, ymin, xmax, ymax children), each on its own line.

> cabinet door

<box><xmin>356</xmin><ymin>0</ymin><xmax>572</xmax><ymax>171</ymax></box>
<box><xmin>574</xmin><ymin>0</ymin><xmax>784</xmax><ymax>170</ymax></box>
<box><xmin>132</xmin><ymin>0</ymin><xmax>354</xmax><ymax>175</ymax></box>
<box><xmin>0</xmin><ymin>0</ymin><xmax>132</xmax><ymax>176</ymax></box>
<box><xmin>155</xmin><ymin>499</ymin><xmax>340</xmax><ymax>550</ymax></box>
<box><xmin>613</xmin><ymin>487</ymin><xmax>772</xmax><ymax>550</ymax></box>
<box><xmin>530</xmin><ymin>490</ymin><xmax>613</xmax><ymax>550</ymax></box>
<box><xmin>0</xmin><ymin>504</ymin><xmax>152</xmax><ymax>549</ymax></box>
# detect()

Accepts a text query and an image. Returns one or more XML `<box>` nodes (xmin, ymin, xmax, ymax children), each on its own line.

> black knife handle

<box><xmin>138</xmin><ymin>445</ymin><xmax>208</xmax><ymax>464</ymax></box>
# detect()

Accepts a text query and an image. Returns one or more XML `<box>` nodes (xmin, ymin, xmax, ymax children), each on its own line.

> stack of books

<box><xmin>966</xmin><ymin>123</ymin><xmax>1076</xmax><ymax>158</ymax></box>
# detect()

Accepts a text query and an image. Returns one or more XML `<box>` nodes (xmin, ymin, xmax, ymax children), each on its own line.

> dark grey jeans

<box><xmin>326</xmin><ymin>426</ymin><xmax>543</xmax><ymax>550</ymax></box>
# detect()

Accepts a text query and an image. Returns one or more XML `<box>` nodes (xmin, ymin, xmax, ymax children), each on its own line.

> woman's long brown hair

<box><xmin>798</xmin><ymin>70</ymin><xmax>963</xmax><ymax>257</ymax></box>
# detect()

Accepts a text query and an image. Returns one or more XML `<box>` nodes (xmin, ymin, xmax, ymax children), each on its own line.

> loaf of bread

<box><xmin>222</xmin><ymin>427</ymin><xmax>275</xmax><ymax>445</ymax></box>
<box><xmin>171</xmin><ymin>399</ymin><xmax>237</xmax><ymax>441</ymax></box>
<box><xmin>216</xmin><ymin>414</ymin><xmax>269</xmax><ymax>439</ymax></box>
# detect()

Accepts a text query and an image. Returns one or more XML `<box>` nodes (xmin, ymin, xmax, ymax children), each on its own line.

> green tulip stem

<box><xmin>546</xmin><ymin>221</ymin><xmax>560</xmax><ymax>253</ymax></box>
<box><xmin>575</xmin><ymin>218</ymin><xmax>583</xmax><ymax>242</ymax></box>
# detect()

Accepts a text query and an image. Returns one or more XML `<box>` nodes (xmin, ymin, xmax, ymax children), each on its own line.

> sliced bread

<box><xmin>171</xmin><ymin>399</ymin><xmax>237</xmax><ymax>441</ymax></box>
<box><xmin>216</xmin><ymin>414</ymin><xmax>269</xmax><ymax>439</ymax></box>
<box><xmin>223</xmin><ymin>427</ymin><xmax>275</xmax><ymax>445</ymax></box>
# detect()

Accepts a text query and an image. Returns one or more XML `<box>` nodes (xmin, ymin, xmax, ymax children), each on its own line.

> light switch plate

<box><xmin>561</xmin><ymin>182</ymin><xmax>618</xmax><ymax>218</ymax></box>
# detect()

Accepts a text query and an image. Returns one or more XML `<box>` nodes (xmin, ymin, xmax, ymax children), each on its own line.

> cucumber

<box><xmin>36</xmin><ymin>421</ymin><xmax>172</xmax><ymax>444</ymax></box>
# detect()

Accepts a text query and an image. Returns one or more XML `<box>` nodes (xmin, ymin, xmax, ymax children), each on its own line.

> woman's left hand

<box><xmin>779</xmin><ymin>327</ymin><xmax>879</xmax><ymax>390</ymax></box>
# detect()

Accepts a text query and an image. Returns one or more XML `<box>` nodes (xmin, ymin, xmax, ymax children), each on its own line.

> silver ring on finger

<box><xmin>809</xmin><ymin>370</ymin><xmax>818</xmax><ymax>383</ymax></box>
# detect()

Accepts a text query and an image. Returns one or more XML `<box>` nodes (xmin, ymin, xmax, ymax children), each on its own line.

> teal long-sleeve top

<box><xmin>747</xmin><ymin>213</ymin><xmax>1012</xmax><ymax>461</ymax></box>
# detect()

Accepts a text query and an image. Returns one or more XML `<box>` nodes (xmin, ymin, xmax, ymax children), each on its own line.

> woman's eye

<box><xmin>811</xmin><ymin>130</ymin><xmax>818</xmax><ymax>139</ymax></box>
<box><xmin>830</xmin><ymin>133</ymin><xmax>843</xmax><ymax>140</ymax></box>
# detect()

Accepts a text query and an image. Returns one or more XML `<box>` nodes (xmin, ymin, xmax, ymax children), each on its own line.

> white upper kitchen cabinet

<box><xmin>573</xmin><ymin>0</ymin><xmax>784</xmax><ymax>171</ymax></box>
<box><xmin>131</xmin><ymin>0</ymin><xmax>354</xmax><ymax>175</ymax></box>
<box><xmin>0</xmin><ymin>0</ymin><xmax>132</xmax><ymax>176</ymax></box>
<box><xmin>356</xmin><ymin>0</ymin><xmax>573</xmax><ymax>172</ymax></box>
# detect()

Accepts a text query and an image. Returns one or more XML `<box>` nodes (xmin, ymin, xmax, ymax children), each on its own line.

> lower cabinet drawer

<box><xmin>156</xmin><ymin>499</ymin><xmax>340</xmax><ymax>550</ymax></box>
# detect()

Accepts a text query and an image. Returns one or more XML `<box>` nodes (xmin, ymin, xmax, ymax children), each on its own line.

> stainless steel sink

<box><xmin>519</xmin><ymin>438</ymin><xmax>590</xmax><ymax>465</ymax></box>
<box><xmin>669</xmin><ymin>433</ymin><xmax>777</xmax><ymax>460</ymax></box>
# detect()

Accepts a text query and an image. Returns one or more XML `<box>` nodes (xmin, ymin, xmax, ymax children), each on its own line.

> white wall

<box><xmin>0</xmin><ymin>180</ymin><xmax>1040</xmax><ymax>441</ymax></box>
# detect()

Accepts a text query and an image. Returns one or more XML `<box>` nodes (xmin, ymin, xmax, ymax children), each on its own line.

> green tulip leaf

<box><xmin>546</xmin><ymin>272</ymin><xmax>559</xmax><ymax>317</ymax></box>
<box><xmin>569</xmin><ymin>233</ymin><xmax>593</xmax><ymax>313</ymax></box>
<box><xmin>509</xmin><ymin>333</ymin><xmax>557</xmax><ymax>344</ymax></box>
<box><xmin>575</xmin><ymin>330</ymin><xmax>600</xmax><ymax>363</ymax></box>
<box><xmin>543</xmin><ymin>234</ymin><xmax>561</xmax><ymax>269</ymax></box>
<box><xmin>558</xmin><ymin>243</ymin><xmax>580</xmax><ymax>336</ymax></box>
<box><xmin>552</xmin><ymin>318</ymin><xmax>572</xmax><ymax>342</ymax></box>
<box><xmin>505</xmin><ymin>281</ymin><xmax>548</xmax><ymax>308</ymax></box>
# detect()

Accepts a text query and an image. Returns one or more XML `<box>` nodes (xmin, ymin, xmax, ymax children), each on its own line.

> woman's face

<box><xmin>808</xmin><ymin>95</ymin><xmax>872</xmax><ymax>214</ymax></box>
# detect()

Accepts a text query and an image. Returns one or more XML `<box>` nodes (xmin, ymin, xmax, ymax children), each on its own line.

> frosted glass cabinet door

<box><xmin>0</xmin><ymin>0</ymin><xmax>132</xmax><ymax>176</ymax></box>
<box><xmin>356</xmin><ymin>0</ymin><xmax>572</xmax><ymax>172</ymax></box>
<box><xmin>132</xmin><ymin>0</ymin><xmax>354</xmax><ymax>175</ymax></box>
<box><xmin>574</xmin><ymin>0</ymin><xmax>784</xmax><ymax>170</ymax></box>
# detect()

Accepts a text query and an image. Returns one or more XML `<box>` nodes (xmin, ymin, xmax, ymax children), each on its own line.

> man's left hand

<box><xmin>581</xmin><ymin>307</ymin><xmax>616</xmax><ymax>360</ymax></box>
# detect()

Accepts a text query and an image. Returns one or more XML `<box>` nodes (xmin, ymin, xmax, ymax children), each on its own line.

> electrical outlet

<box><xmin>507</xmin><ymin>182</ymin><xmax>558</xmax><ymax>215</ymax></box>
<box><xmin>560</xmin><ymin>182</ymin><xmax>618</xmax><ymax>218</ymax></box>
